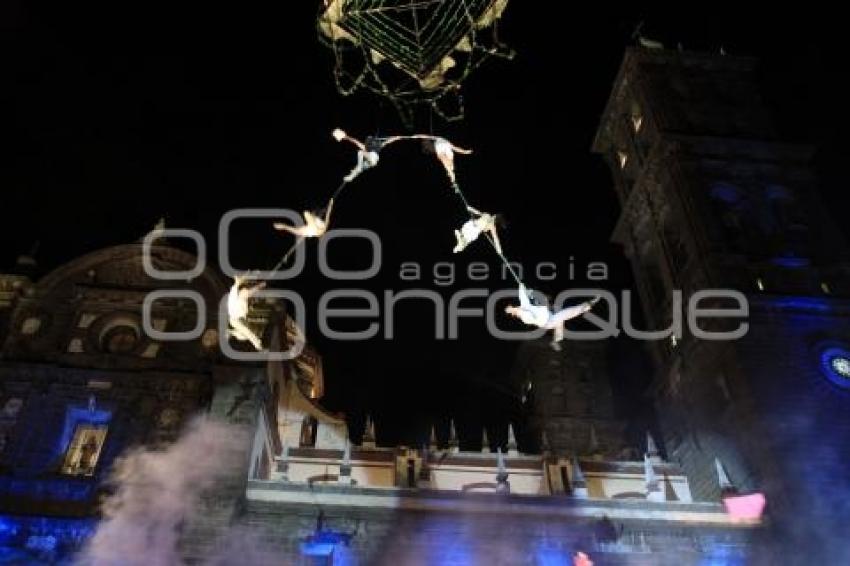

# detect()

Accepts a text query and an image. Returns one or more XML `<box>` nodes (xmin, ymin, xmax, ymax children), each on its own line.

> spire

<box><xmin>643</xmin><ymin>453</ymin><xmax>657</xmax><ymax>488</ymax></box>
<box><xmin>589</xmin><ymin>425</ymin><xmax>602</xmax><ymax>460</ymax></box>
<box><xmin>429</xmin><ymin>424</ymin><xmax>438</xmax><ymax>452</ymax></box>
<box><xmin>362</xmin><ymin>415</ymin><xmax>376</xmax><ymax>449</ymax></box>
<box><xmin>507</xmin><ymin>423</ymin><xmax>519</xmax><ymax>456</ymax></box>
<box><xmin>278</xmin><ymin>437</ymin><xmax>290</xmax><ymax>481</ymax></box>
<box><xmin>339</xmin><ymin>439</ymin><xmax>353</xmax><ymax>485</ymax></box>
<box><xmin>570</xmin><ymin>456</ymin><xmax>587</xmax><ymax>498</ymax></box>
<box><xmin>495</xmin><ymin>448</ymin><xmax>510</xmax><ymax>493</ymax></box>
<box><xmin>481</xmin><ymin>428</ymin><xmax>490</xmax><ymax>453</ymax></box>
<box><xmin>448</xmin><ymin>419</ymin><xmax>459</xmax><ymax>453</ymax></box>
<box><xmin>715</xmin><ymin>458</ymin><xmax>735</xmax><ymax>494</ymax></box>
<box><xmin>644</xmin><ymin>453</ymin><xmax>665</xmax><ymax>502</ymax></box>
<box><xmin>141</xmin><ymin>217</ymin><xmax>167</xmax><ymax>244</ymax></box>
<box><xmin>646</xmin><ymin>431</ymin><xmax>661</xmax><ymax>463</ymax></box>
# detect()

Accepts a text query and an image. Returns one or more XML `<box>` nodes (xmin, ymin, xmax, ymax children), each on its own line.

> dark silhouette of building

<box><xmin>593</xmin><ymin>46</ymin><xmax>850</xmax><ymax>562</ymax></box>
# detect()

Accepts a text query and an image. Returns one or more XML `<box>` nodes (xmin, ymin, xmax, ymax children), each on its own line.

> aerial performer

<box><xmin>428</xmin><ymin>136</ymin><xmax>472</xmax><ymax>186</ymax></box>
<box><xmin>273</xmin><ymin>199</ymin><xmax>335</xmax><ymax>239</ymax></box>
<box><xmin>454</xmin><ymin>205</ymin><xmax>503</xmax><ymax>254</ymax></box>
<box><xmin>505</xmin><ymin>284</ymin><xmax>601</xmax><ymax>350</ymax></box>
<box><xmin>227</xmin><ymin>274</ymin><xmax>267</xmax><ymax>351</ymax></box>
<box><xmin>272</xmin><ymin>199</ymin><xmax>335</xmax><ymax>264</ymax></box>
<box><xmin>333</xmin><ymin>129</ymin><xmax>382</xmax><ymax>182</ymax></box>
<box><xmin>333</xmin><ymin>129</ymin><xmax>472</xmax><ymax>187</ymax></box>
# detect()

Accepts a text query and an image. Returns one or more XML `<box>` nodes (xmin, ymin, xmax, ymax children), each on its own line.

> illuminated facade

<box><xmin>0</xmin><ymin>242</ymin><xmax>280</xmax><ymax>562</ymax></box>
<box><xmin>0</xmin><ymin>240</ymin><xmax>757</xmax><ymax>564</ymax></box>
<box><xmin>4</xmin><ymin>44</ymin><xmax>848</xmax><ymax>564</ymax></box>
<box><xmin>230</xmin><ymin>342</ymin><xmax>755</xmax><ymax>565</ymax></box>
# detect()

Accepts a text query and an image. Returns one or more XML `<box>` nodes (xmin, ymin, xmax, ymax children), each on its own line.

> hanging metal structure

<box><xmin>318</xmin><ymin>0</ymin><xmax>512</xmax><ymax>126</ymax></box>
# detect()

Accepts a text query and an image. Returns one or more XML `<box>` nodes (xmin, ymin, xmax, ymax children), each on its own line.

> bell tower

<box><xmin>594</xmin><ymin>46</ymin><xmax>850</xmax><ymax>560</ymax></box>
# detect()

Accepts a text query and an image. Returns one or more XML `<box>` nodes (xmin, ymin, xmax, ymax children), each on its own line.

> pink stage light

<box><xmin>723</xmin><ymin>492</ymin><xmax>766</xmax><ymax>522</ymax></box>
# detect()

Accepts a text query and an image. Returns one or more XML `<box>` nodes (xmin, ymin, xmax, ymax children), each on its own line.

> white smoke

<box><xmin>75</xmin><ymin>418</ymin><xmax>251</xmax><ymax>566</ymax></box>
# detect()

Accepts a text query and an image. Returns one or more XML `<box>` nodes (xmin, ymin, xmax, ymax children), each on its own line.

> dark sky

<box><xmin>1</xmin><ymin>4</ymin><xmax>844</xmax><ymax>446</ymax></box>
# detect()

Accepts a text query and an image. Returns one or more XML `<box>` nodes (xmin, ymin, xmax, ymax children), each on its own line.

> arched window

<box><xmin>94</xmin><ymin>314</ymin><xmax>144</xmax><ymax>355</ymax></box>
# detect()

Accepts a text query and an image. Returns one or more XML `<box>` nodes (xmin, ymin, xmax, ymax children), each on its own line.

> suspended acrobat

<box><xmin>505</xmin><ymin>284</ymin><xmax>600</xmax><ymax>351</ymax></box>
<box><xmin>227</xmin><ymin>274</ymin><xmax>266</xmax><ymax>351</ymax></box>
<box><xmin>454</xmin><ymin>205</ymin><xmax>503</xmax><ymax>254</ymax></box>
<box><xmin>333</xmin><ymin>129</ymin><xmax>472</xmax><ymax>186</ymax></box>
<box><xmin>428</xmin><ymin>136</ymin><xmax>472</xmax><ymax>186</ymax></box>
<box><xmin>333</xmin><ymin>129</ymin><xmax>387</xmax><ymax>182</ymax></box>
<box><xmin>273</xmin><ymin>199</ymin><xmax>335</xmax><ymax>239</ymax></box>
<box><xmin>399</xmin><ymin>134</ymin><xmax>472</xmax><ymax>186</ymax></box>
<box><xmin>272</xmin><ymin>199</ymin><xmax>335</xmax><ymax>265</ymax></box>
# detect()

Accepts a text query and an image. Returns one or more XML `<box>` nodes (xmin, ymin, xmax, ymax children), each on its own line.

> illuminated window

<box><xmin>632</xmin><ymin>114</ymin><xmax>643</xmax><ymax>133</ymax></box>
<box><xmin>617</xmin><ymin>151</ymin><xmax>629</xmax><ymax>169</ymax></box>
<box><xmin>21</xmin><ymin>318</ymin><xmax>41</xmax><ymax>336</ymax></box>
<box><xmin>630</xmin><ymin>101</ymin><xmax>644</xmax><ymax>133</ymax></box>
<box><xmin>95</xmin><ymin>315</ymin><xmax>143</xmax><ymax>355</ymax></box>
<box><xmin>831</xmin><ymin>357</ymin><xmax>850</xmax><ymax>379</ymax></box>
<box><xmin>819</xmin><ymin>347</ymin><xmax>850</xmax><ymax>389</ymax></box>
<box><xmin>62</xmin><ymin>424</ymin><xmax>108</xmax><ymax>476</ymax></box>
<box><xmin>201</xmin><ymin>329</ymin><xmax>219</xmax><ymax>349</ymax></box>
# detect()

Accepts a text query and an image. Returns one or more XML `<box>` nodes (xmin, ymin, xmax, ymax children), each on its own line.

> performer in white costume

<box><xmin>227</xmin><ymin>275</ymin><xmax>266</xmax><ymax>351</ymax></box>
<box><xmin>505</xmin><ymin>284</ymin><xmax>600</xmax><ymax>350</ymax></box>
<box><xmin>453</xmin><ymin>205</ymin><xmax>502</xmax><ymax>254</ymax></box>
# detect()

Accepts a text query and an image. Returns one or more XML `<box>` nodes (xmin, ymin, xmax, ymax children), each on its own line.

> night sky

<box><xmin>1</xmin><ymin>4</ymin><xmax>844</xmax><ymax>446</ymax></box>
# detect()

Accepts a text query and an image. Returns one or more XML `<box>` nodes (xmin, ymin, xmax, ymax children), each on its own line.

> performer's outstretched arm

<box><xmin>333</xmin><ymin>129</ymin><xmax>366</xmax><ymax>152</ymax></box>
<box><xmin>273</xmin><ymin>222</ymin><xmax>302</xmax><ymax>236</ymax></box>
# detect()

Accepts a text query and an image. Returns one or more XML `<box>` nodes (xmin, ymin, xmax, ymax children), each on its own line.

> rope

<box><xmin>267</xmin><ymin>131</ymin><xmax>523</xmax><ymax>291</ymax></box>
<box><xmin>449</xmin><ymin>179</ymin><xmax>524</xmax><ymax>287</ymax></box>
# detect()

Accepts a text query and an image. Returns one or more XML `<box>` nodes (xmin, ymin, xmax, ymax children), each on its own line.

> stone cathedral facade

<box><xmin>592</xmin><ymin>47</ymin><xmax>850</xmax><ymax>562</ymax></box>
<box><xmin>0</xmin><ymin>46</ymin><xmax>846</xmax><ymax>564</ymax></box>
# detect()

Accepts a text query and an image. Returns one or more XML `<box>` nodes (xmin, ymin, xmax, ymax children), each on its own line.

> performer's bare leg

<box><xmin>230</xmin><ymin>318</ymin><xmax>264</xmax><ymax>351</ymax></box>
